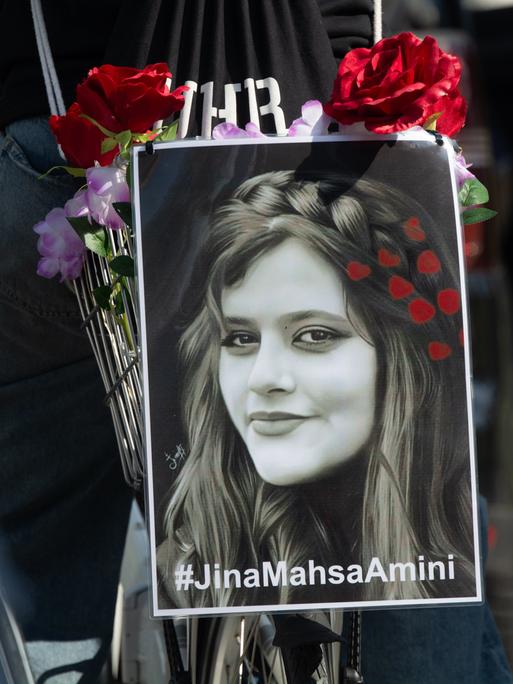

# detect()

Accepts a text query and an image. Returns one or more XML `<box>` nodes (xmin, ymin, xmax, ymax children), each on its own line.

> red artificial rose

<box><xmin>325</xmin><ymin>32</ymin><xmax>467</xmax><ymax>136</ymax></box>
<box><xmin>49</xmin><ymin>102</ymin><xmax>118</xmax><ymax>168</ymax></box>
<box><xmin>76</xmin><ymin>63</ymin><xmax>187</xmax><ymax>134</ymax></box>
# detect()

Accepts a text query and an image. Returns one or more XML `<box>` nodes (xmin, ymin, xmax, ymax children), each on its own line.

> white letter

<box><xmin>346</xmin><ymin>564</ymin><xmax>364</xmax><ymax>584</ymax></box>
<box><xmin>289</xmin><ymin>566</ymin><xmax>307</xmax><ymax>586</ymax></box>
<box><xmin>388</xmin><ymin>562</ymin><xmax>416</xmax><ymax>582</ymax></box>
<box><xmin>418</xmin><ymin>555</ymin><xmax>426</xmax><ymax>581</ymax></box>
<box><xmin>308</xmin><ymin>560</ymin><xmax>326</xmax><ymax>585</ymax></box>
<box><xmin>428</xmin><ymin>561</ymin><xmax>446</xmax><ymax>581</ymax></box>
<box><xmin>448</xmin><ymin>554</ymin><xmax>455</xmax><ymax>580</ymax></box>
<box><xmin>214</xmin><ymin>562</ymin><xmax>221</xmax><ymax>589</ymax></box>
<box><xmin>262</xmin><ymin>561</ymin><xmax>287</xmax><ymax>587</ymax></box>
<box><xmin>177</xmin><ymin>80</ymin><xmax>198</xmax><ymax>139</ymax></box>
<box><xmin>218</xmin><ymin>83</ymin><xmax>241</xmax><ymax>124</ymax></box>
<box><xmin>243</xmin><ymin>568</ymin><xmax>261</xmax><ymax>588</ymax></box>
<box><xmin>328</xmin><ymin>565</ymin><xmax>345</xmax><ymax>585</ymax></box>
<box><xmin>365</xmin><ymin>557</ymin><xmax>389</xmax><ymax>583</ymax></box>
<box><xmin>194</xmin><ymin>564</ymin><xmax>211</xmax><ymax>590</ymax></box>
<box><xmin>256</xmin><ymin>77</ymin><xmax>287</xmax><ymax>136</ymax></box>
<box><xmin>224</xmin><ymin>568</ymin><xmax>241</xmax><ymax>588</ymax></box>
<box><xmin>244</xmin><ymin>78</ymin><xmax>260</xmax><ymax>128</ymax></box>
<box><xmin>200</xmin><ymin>81</ymin><xmax>218</xmax><ymax>138</ymax></box>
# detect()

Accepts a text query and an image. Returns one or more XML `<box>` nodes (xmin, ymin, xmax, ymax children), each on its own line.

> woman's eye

<box><xmin>293</xmin><ymin>327</ymin><xmax>342</xmax><ymax>350</ymax></box>
<box><xmin>221</xmin><ymin>331</ymin><xmax>259</xmax><ymax>349</ymax></box>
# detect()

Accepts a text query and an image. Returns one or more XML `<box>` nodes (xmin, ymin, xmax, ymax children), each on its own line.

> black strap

<box><xmin>163</xmin><ymin>619</ymin><xmax>191</xmax><ymax>684</ymax></box>
<box><xmin>344</xmin><ymin>611</ymin><xmax>364</xmax><ymax>683</ymax></box>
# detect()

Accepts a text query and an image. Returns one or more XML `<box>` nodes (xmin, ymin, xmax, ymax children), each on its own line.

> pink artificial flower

<box><xmin>288</xmin><ymin>100</ymin><xmax>334</xmax><ymax>136</ymax></box>
<box><xmin>34</xmin><ymin>207</ymin><xmax>86</xmax><ymax>281</ymax></box>
<box><xmin>85</xmin><ymin>165</ymin><xmax>130</xmax><ymax>230</ymax></box>
<box><xmin>454</xmin><ymin>152</ymin><xmax>476</xmax><ymax>190</ymax></box>
<box><xmin>212</xmin><ymin>122</ymin><xmax>266</xmax><ymax>139</ymax></box>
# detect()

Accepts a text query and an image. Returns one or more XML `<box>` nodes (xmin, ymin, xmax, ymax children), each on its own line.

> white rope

<box><xmin>30</xmin><ymin>0</ymin><xmax>66</xmax><ymax>116</ymax></box>
<box><xmin>373</xmin><ymin>0</ymin><xmax>383</xmax><ymax>44</ymax></box>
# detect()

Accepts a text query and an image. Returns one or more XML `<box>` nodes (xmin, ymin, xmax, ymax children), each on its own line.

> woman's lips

<box><xmin>249</xmin><ymin>412</ymin><xmax>312</xmax><ymax>436</ymax></box>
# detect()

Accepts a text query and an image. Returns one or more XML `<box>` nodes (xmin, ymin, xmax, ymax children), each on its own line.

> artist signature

<box><xmin>165</xmin><ymin>444</ymin><xmax>186</xmax><ymax>471</ymax></box>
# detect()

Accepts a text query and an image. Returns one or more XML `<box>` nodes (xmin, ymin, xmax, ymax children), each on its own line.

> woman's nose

<box><xmin>247</xmin><ymin>338</ymin><xmax>296</xmax><ymax>395</ymax></box>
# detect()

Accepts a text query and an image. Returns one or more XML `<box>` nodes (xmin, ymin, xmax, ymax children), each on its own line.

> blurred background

<box><xmin>382</xmin><ymin>0</ymin><xmax>513</xmax><ymax>666</ymax></box>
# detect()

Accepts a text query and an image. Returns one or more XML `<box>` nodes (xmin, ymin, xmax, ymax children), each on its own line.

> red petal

<box><xmin>435</xmin><ymin>91</ymin><xmax>467</xmax><ymax>137</ymax></box>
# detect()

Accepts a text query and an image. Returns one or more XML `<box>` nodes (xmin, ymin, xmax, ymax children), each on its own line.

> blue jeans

<box><xmin>0</xmin><ymin>117</ymin><xmax>132</xmax><ymax>683</ymax></box>
<box><xmin>360</xmin><ymin>498</ymin><xmax>513</xmax><ymax>683</ymax></box>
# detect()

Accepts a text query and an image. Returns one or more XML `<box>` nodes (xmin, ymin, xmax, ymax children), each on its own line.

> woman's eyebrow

<box><xmin>223</xmin><ymin>316</ymin><xmax>257</xmax><ymax>327</ymax></box>
<box><xmin>284</xmin><ymin>310</ymin><xmax>348</xmax><ymax>324</ymax></box>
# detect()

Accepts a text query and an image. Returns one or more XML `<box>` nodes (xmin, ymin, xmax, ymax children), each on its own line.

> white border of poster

<box><xmin>132</xmin><ymin>134</ymin><xmax>482</xmax><ymax>617</ymax></box>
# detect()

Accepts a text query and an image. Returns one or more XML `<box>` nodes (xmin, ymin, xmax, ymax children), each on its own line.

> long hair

<box><xmin>160</xmin><ymin>171</ymin><xmax>475</xmax><ymax>606</ymax></box>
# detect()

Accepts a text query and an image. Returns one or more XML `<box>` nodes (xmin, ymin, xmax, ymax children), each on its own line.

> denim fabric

<box><xmin>361</xmin><ymin>499</ymin><xmax>513</xmax><ymax>683</ymax></box>
<box><xmin>0</xmin><ymin>117</ymin><xmax>133</xmax><ymax>683</ymax></box>
<box><xmin>362</xmin><ymin>601</ymin><xmax>513</xmax><ymax>683</ymax></box>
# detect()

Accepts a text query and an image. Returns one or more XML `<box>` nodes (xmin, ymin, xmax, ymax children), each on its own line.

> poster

<box><xmin>133</xmin><ymin>135</ymin><xmax>482</xmax><ymax>616</ymax></box>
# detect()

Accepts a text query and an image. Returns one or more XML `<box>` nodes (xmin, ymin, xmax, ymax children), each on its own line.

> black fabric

<box><xmin>273</xmin><ymin>614</ymin><xmax>344</xmax><ymax>683</ymax></box>
<box><xmin>0</xmin><ymin>0</ymin><xmax>373</xmax><ymax>132</ymax></box>
<box><xmin>0</xmin><ymin>0</ymin><xmax>120</xmax><ymax>128</ymax></box>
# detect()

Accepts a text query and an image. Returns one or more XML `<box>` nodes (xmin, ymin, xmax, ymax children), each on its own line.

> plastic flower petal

<box><xmin>212</xmin><ymin>122</ymin><xmax>266</xmax><ymax>139</ymax></box>
<box><xmin>453</xmin><ymin>152</ymin><xmax>476</xmax><ymax>190</ymax></box>
<box><xmin>85</xmin><ymin>165</ymin><xmax>130</xmax><ymax>230</ymax></box>
<box><xmin>34</xmin><ymin>207</ymin><xmax>86</xmax><ymax>281</ymax></box>
<box><xmin>288</xmin><ymin>100</ymin><xmax>334</xmax><ymax>136</ymax></box>
<box><xmin>325</xmin><ymin>32</ymin><xmax>467</xmax><ymax>136</ymax></box>
<box><xmin>49</xmin><ymin>102</ymin><xmax>118</xmax><ymax>168</ymax></box>
<box><xmin>65</xmin><ymin>188</ymin><xmax>91</xmax><ymax>219</ymax></box>
<box><xmin>60</xmin><ymin>255</ymin><xmax>85</xmax><ymax>280</ymax></box>
<box><xmin>76</xmin><ymin>63</ymin><xmax>186</xmax><ymax>134</ymax></box>
<box><xmin>244</xmin><ymin>122</ymin><xmax>266</xmax><ymax>138</ymax></box>
<box><xmin>36</xmin><ymin>257</ymin><xmax>60</xmax><ymax>279</ymax></box>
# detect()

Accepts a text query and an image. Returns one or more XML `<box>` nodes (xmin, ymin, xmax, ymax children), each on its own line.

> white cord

<box><xmin>30</xmin><ymin>0</ymin><xmax>66</xmax><ymax>117</ymax></box>
<box><xmin>373</xmin><ymin>0</ymin><xmax>383</xmax><ymax>44</ymax></box>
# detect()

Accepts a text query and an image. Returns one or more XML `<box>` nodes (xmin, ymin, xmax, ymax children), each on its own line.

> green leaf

<box><xmin>462</xmin><ymin>207</ymin><xmax>498</xmax><ymax>225</ymax></box>
<box><xmin>114</xmin><ymin>292</ymin><xmax>125</xmax><ymax>316</ymax></box>
<box><xmin>115</xmin><ymin>129</ymin><xmax>133</xmax><ymax>154</ymax></box>
<box><xmin>67</xmin><ymin>215</ymin><xmax>92</xmax><ymax>236</ymax></box>
<box><xmin>458</xmin><ymin>178</ymin><xmax>489</xmax><ymax>207</ymax></box>
<box><xmin>423</xmin><ymin>112</ymin><xmax>442</xmax><ymax>131</ymax></box>
<box><xmin>85</xmin><ymin>230</ymin><xmax>110</xmax><ymax>257</ymax></box>
<box><xmin>38</xmin><ymin>165</ymin><xmax>86</xmax><ymax>179</ymax></box>
<box><xmin>93</xmin><ymin>285</ymin><xmax>112</xmax><ymax>310</ymax></box>
<box><xmin>110</xmin><ymin>255</ymin><xmax>135</xmax><ymax>277</ymax></box>
<box><xmin>113</xmin><ymin>202</ymin><xmax>132</xmax><ymax>228</ymax></box>
<box><xmin>67</xmin><ymin>217</ymin><xmax>109</xmax><ymax>257</ymax></box>
<box><xmin>79</xmin><ymin>114</ymin><xmax>117</xmax><ymax>138</ymax></box>
<box><xmin>133</xmin><ymin>131</ymin><xmax>157</xmax><ymax>143</ymax></box>
<box><xmin>101</xmin><ymin>137</ymin><xmax>119</xmax><ymax>154</ymax></box>
<box><xmin>156</xmin><ymin>120</ymin><xmax>178</xmax><ymax>142</ymax></box>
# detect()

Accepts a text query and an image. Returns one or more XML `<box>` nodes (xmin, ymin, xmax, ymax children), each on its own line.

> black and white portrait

<box><xmin>133</xmin><ymin>137</ymin><xmax>481</xmax><ymax>616</ymax></box>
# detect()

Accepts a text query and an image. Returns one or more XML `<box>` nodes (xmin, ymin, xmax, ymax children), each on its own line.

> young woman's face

<box><xmin>218</xmin><ymin>239</ymin><xmax>377</xmax><ymax>486</ymax></box>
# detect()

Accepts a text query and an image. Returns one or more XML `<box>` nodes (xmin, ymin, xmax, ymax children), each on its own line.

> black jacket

<box><xmin>0</xmin><ymin>0</ymin><xmax>373</xmax><ymax>132</ymax></box>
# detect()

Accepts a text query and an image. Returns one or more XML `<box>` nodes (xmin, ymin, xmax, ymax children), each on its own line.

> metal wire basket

<box><xmin>72</xmin><ymin>227</ymin><xmax>143</xmax><ymax>488</ymax></box>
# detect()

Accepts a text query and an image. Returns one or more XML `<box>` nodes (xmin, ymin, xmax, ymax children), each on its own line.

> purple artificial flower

<box><xmin>86</xmin><ymin>165</ymin><xmax>130</xmax><ymax>230</ymax></box>
<box><xmin>454</xmin><ymin>152</ymin><xmax>476</xmax><ymax>190</ymax></box>
<box><xmin>65</xmin><ymin>188</ymin><xmax>90</xmax><ymax>219</ymax></box>
<box><xmin>212</xmin><ymin>122</ymin><xmax>266</xmax><ymax>139</ymax></box>
<box><xmin>34</xmin><ymin>207</ymin><xmax>86</xmax><ymax>281</ymax></box>
<box><xmin>288</xmin><ymin>100</ymin><xmax>334</xmax><ymax>136</ymax></box>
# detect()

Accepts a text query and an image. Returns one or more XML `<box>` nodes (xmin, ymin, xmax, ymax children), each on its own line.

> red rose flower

<box><xmin>76</xmin><ymin>63</ymin><xmax>187</xmax><ymax>134</ymax></box>
<box><xmin>49</xmin><ymin>102</ymin><xmax>118</xmax><ymax>168</ymax></box>
<box><xmin>325</xmin><ymin>32</ymin><xmax>467</xmax><ymax>136</ymax></box>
